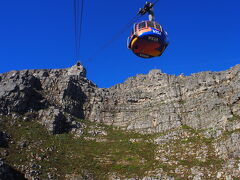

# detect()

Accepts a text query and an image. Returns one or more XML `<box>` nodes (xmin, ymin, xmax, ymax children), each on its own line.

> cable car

<box><xmin>127</xmin><ymin>2</ymin><xmax>169</xmax><ymax>58</ymax></box>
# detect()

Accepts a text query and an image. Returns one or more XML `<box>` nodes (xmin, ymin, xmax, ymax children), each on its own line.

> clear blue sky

<box><xmin>1</xmin><ymin>0</ymin><xmax>239</xmax><ymax>87</ymax></box>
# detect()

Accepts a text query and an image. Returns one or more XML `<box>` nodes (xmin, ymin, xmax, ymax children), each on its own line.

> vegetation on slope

<box><xmin>0</xmin><ymin>117</ymin><xmax>158</xmax><ymax>179</ymax></box>
<box><xmin>1</xmin><ymin>116</ymin><xmax>237</xmax><ymax>179</ymax></box>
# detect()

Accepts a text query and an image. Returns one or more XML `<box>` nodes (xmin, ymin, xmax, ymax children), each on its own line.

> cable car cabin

<box><xmin>127</xmin><ymin>21</ymin><xmax>169</xmax><ymax>58</ymax></box>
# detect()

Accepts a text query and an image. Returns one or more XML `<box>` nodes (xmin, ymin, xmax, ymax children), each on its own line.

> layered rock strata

<box><xmin>90</xmin><ymin>65</ymin><xmax>240</xmax><ymax>134</ymax></box>
<box><xmin>0</xmin><ymin>63</ymin><xmax>239</xmax><ymax>134</ymax></box>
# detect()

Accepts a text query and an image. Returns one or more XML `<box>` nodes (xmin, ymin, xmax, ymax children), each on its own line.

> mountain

<box><xmin>0</xmin><ymin>62</ymin><xmax>240</xmax><ymax>179</ymax></box>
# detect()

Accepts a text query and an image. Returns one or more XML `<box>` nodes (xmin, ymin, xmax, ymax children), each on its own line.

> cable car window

<box><xmin>155</xmin><ymin>23</ymin><xmax>162</xmax><ymax>31</ymax></box>
<box><xmin>155</xmin><ymin>23</ymin><xmax>161</xmax><ymax>29</ymax></box>
<box><xmin>147</xmin><ymin>21</ymin><xmax>155</xmax><ymax>28</ymax></box>
<box><xmin>138</xmin><ymin>22</ymin><xmax>146</xmax><ymax>29</ymax></box>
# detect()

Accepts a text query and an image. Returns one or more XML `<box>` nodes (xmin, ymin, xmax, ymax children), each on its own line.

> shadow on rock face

<box><xmin>0</xmin><ymin>72</ymin><xmax>47</xmax><ymax>115</ymax></box>
<box><xmin>0</xmin><ymin>159</ymin><xmax>27</xmax><ymax>180</ymax></box>
<box><xmin>62</xmin><ymin>77</ymin><xmax>87</xmax><ymax>119</ymax></box>
<box><xmin>0</xmin><ymin>131</ymin><xmax>10</xmax><ymax>148</ymax></box>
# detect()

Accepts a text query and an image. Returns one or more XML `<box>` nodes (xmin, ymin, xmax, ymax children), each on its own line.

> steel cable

<box><xmin>88</xmin><ymin>15</ymin><xmax>142</xmax><ymax>61</ymax></box>
<box><xmin>86</xmin><ymin>1</ymin><xmax>161</xmax><ymax>61</ymax></box>
<box><xmin>74</xmin><ymin>0</ymin><xmax>84</xmax><ymax>60</ymax></box>
<box><xmin>153</xmin><ymin>0</ymin><xmax>161</xmax><ymax>6</ymax></box>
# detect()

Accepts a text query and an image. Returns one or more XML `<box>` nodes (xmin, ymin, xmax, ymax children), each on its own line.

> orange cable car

<box><xmin>127</xmin><ymin>2</ymin><xmax>169</xmax><ymax>58</ymax></box>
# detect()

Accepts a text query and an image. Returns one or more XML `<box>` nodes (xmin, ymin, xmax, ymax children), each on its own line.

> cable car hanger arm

<box><xmin>137</xmin><ymin>2</ymin><xmax>155</xmax><ymax>21</ymax></box>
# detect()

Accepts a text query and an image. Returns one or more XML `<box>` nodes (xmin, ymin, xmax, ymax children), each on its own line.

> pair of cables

<box><xmin>74</xmin><ymin>0</ymin><xmax>84</xmax><ymax>61</ymax></box>
<box><xmin>73</xmin><ymin>0</ymin><xmax>161</xmax><ymax>61</ymax></box>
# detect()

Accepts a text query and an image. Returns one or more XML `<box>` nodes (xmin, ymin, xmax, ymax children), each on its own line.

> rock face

<box><xmin>90</xmin><ymin>66</ymin><xmax>240</xmax><ymax>134</ymax></box>
<box><xmin>0</xmin><ymin>70</ymin><xmax>44</xmax><ymax>114</ymax></box>
<box><xmin>0</xmin><ymin>62</ymin><xmax>240</xmax><ymax>134</ymax></box>
<box><xmin>0</xmin><ymin>62</ymin><xmax>96</xmax><ymax>134</ymax></box>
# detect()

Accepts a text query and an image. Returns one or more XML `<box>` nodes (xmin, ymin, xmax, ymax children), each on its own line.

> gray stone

<box><xmin>214</xmin><ymin>132</ymin><xmax>240</xmax><ymax>159</ymax></box>
<box><xmin>0</xmin><ymin>71</ymin><xmax>45</xmax><ymax>115</ymax></box>
<box><xmin>38</xmin><ymin>107</ymin><xmax>71</xmax><ymax>134</ymax></box>
<box><xmin>17</xmin><ymin>140</ymin><xmax>29</xmax><ymax>148</ymax></box>
<box><xmin>89</xmin><ymin>64</ymin><xmax>240</xmax><ymax>134</ymax></box>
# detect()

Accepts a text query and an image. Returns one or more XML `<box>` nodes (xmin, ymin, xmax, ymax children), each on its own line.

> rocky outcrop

<box><xmin>0</xmin><ymin>62</ymin><xmax>240</xmax><ymax>135</ymax></box>
<box><xmin>214</xmin><ymin>132</ymin><xmax>240</xmax><ymax>159</ymax></box>
<box><xmin>0</xmin><ymin>62</ymin><xmax>97</xmax><ymax>134</ymax></box>
<box><xmin>38</xmin><ymin>107</ymin><xmax>84</xmax><ymax>134</ymax></box>
<box><xmin>90</xmin><ymin>65</ymin><xmax>240</xmax><ymax>134</ymax></box>
<box><xmin>0</xmin><ymin>70</ymin><xmax>44</xmax><ymax>114</ymax></box>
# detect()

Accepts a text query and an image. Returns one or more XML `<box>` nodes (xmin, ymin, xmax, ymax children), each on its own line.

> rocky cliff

<box><xmin>90</xmin><ymin>65</ymin><xmax>240</xmax><ymax>134</ymax></box>
<box><xmin>1</xmin><ymin>62</ymin><xmax>240</xmax><ymax>179</ymax></box>
<box><xmin>0</xmin><ymin>62</ymin><xmax>96</xmax><ymax>134</ymax></box>
<box><xmin>1</xmin><ymin>62</ymin><xmax>239</xmax><ymax>134</ymax></box>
